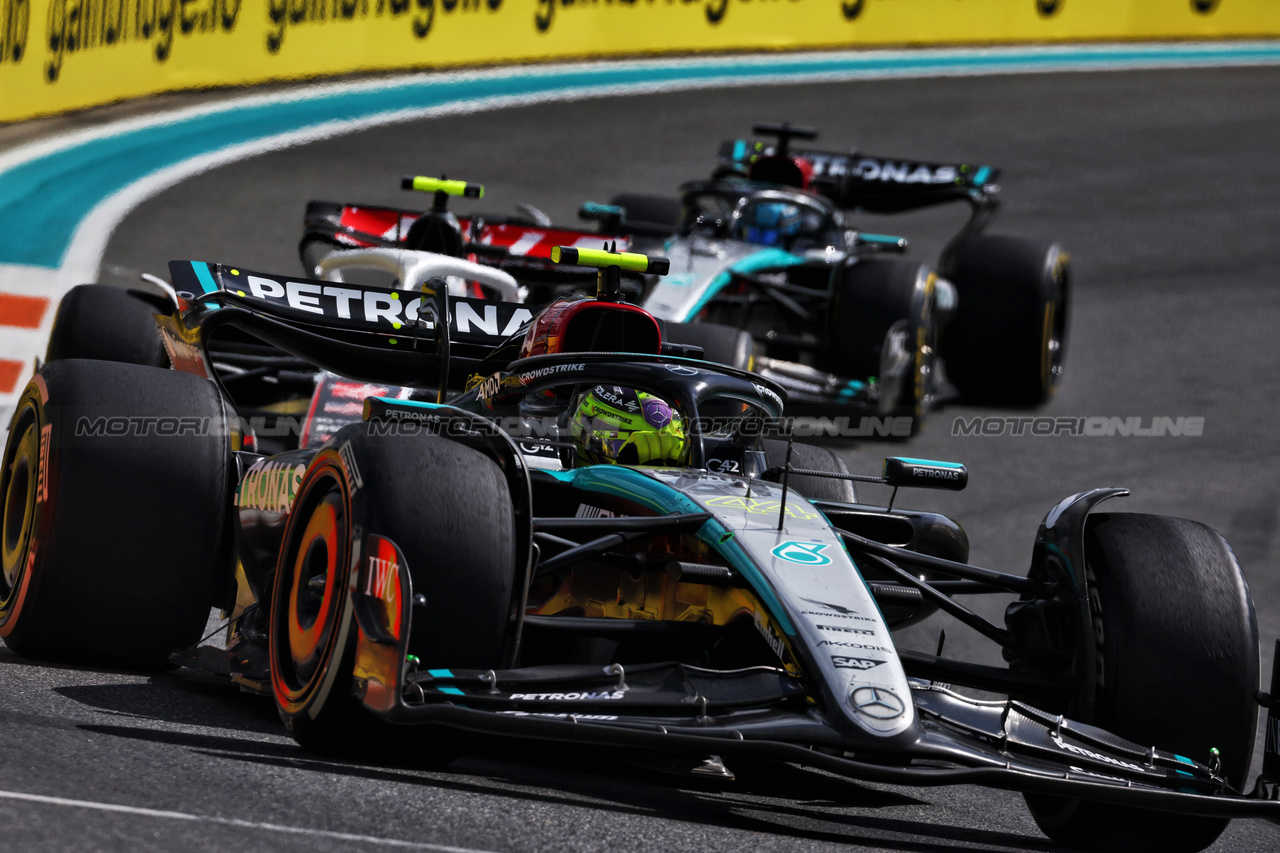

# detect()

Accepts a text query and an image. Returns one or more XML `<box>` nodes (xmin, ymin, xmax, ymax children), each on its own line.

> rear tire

<box><xmin>1024</xmin><ymin>513</ymin><xmax>1258</xmax><ymax>853</ymax></box>
<box><xmin>0</xmin><ymin>360</ymin><xmax>231</xmax><ymax>668</ymax></box>
<box><xmin>663</xmin><ymin>322</ymin><xmax>754</xmax><ymax>371</ymax></box>
<box><xmin>45</xmin><ymin>284</ymin><xmax>171</xmax><ymax>368</ymax></box>
<box><xmin>940</xmin><ymin>235</ymin><xmax>1069</xmax><ymax>406</ymax></box>
<box><xmin>270</xmin><ymin>425</ymin><xmax>516</xmax><ymax>761</ymax></box>
<box><xmin>761</xmin><ymin>439</ymin><xmax>856</xmax><ymax>503</ymax></box>
<box><xmin>608</xmin><ymin>193</ymin><xmax>682</xmax><ymax>233</ymax></box>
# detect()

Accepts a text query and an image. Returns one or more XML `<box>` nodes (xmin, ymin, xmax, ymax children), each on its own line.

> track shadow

<box><xmin>53</xmin><ymin>672</ymin><xmax>283</xmax><ymax>735</ymax></box>
<box><xmin>78</xmin><ymin>721</ymin><xmax>1056</xmax><ymax>853</ymax></box>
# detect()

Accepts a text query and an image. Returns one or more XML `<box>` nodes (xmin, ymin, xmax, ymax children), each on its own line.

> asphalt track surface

<box><xmin>2</xmin><ymin>66</ymin><xmax>1279</xmax><ymax>851</ymax></box>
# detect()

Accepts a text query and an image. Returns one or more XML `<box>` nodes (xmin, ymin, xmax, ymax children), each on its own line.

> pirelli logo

<box><xmin>36</xmin><ymin>424</ymin><xmax>51</xmax><ymax>504</ymax></box>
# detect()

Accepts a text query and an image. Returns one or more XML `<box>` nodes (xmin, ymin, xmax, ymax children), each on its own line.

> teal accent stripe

<box><xmin>438</xmin><ymin>687</ymin><xmax>465</xmax><ymax>695</ymax></box>
<box><xmin>427</xmin><ymin>668</ymin><xmax>454</xmax><ymax>678</ymax></box>
<box><xmin>857</xmin><ymin>232</ymin><xmax>906</xmax><ymax>244</ymax></box>
<box><xmin>551</xmin><ymin>466</ymin><xmax>796</xmax><ymax>634</ymax></box>
<box><xmin>679</xmin><ymin>248</ymin><xmax>807</xmax><ymax>322</ymax></box>
<box><xmin>973</xmin><ymin>166</ymin><xmax>992</xmax><ymax>184</ymax></box>
<box><xmin>191</xmin><ymin>261</ymin><xmax>218</xmax><ymax>294</ymax></box>
<box><xmin>7</xmin><ymin>42</ymin><xmax>1280</xmax><ymax>269</ymax></box>
<box><xmin>892</xmin><ymin>456</ymin><xmax>965</xmax><ymax>469</ymax></box>
<box><xmin>372</xmin><ymin>397</ymin><xmax>441</xmax><ymax>410</ymax></box>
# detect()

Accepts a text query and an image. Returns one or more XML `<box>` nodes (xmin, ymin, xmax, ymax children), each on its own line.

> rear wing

<box><xmin>168</xmin><ymin>260</ymin><xmax>536</xmax><ymax>387</ymax></box>
<box><xmin>300</xmin><ymin>200</ymin><xmax>632</xmax><ymax>261</ymax></box>
<box><xmin>715</xmin><ymin>139</ymin><xmax>1001</xmax><ymax>213</ymax></box>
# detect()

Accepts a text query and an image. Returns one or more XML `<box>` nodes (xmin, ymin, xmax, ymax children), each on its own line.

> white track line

<box><xmin>0</xmin><ymin>788</ymin><xmax>501</xmax><ymax>851</ymax></box>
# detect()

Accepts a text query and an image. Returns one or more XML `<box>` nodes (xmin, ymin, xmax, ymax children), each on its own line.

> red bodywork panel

<box><xmin>323</xmin><ymin>204</ymin><xmax>632</xmax><ymax>260</ymax></box>
<box><xmin>519</xmin><ymin>297</ymin><xmax>662</xmax><ymax>359</ymax></box>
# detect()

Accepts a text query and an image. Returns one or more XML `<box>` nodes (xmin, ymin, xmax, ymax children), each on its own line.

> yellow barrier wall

<box><xmin>1</xmin><ymin>0</ymin><xmax>1276</xmax><ymax>122</ymax></box>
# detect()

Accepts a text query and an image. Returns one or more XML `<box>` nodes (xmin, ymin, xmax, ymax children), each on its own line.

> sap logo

<box><xmin>831</xmin><ymin>656</ymin><xmax>884</xmax><ymax>671</ymax></box>
<box><xmin>853</xmin><ymin>159</ymin><xmax>959</xmax><ymax>185</ymax></box>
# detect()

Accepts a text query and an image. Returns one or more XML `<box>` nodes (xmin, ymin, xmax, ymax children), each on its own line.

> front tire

<box><xmin>1024</xmin><ymin>513</ymin><xmax>1258</xmax><ymax>853</ymax></box>
<box><xmin>270</xmin><ymin>425</ymin><xmax>516</xmax><ymax>758</ymax></box>
<box><xmin>761</xmin><ymin>439</ymin><xmax>856</xmax><ymax>503</ymax></box>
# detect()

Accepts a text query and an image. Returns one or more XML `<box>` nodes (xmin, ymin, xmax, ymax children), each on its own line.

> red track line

<box><xmin>0</xmin><ymin>293</ymin><xmax>50</xmax><ymax>329</ymax></box>
<box><xmin>0</xmin><ymin>359</ymin><xmax>26</xmax><ymax>394</ymax></box>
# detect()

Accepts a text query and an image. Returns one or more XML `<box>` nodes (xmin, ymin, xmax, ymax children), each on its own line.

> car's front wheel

<box><xmin>270</xmin><ymin>425</ymin><xmax>517</xmax><ymax>760</ymax></box>
<box><xmin>1023</xmin><ymin>513</ymin><xmax>1258</xmax><ymax>853</ymax></box>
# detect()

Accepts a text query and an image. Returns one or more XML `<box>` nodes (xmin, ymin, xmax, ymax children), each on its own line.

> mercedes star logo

<box><xmin>851</xmin><ymin>686</ymin><xmax>905</xmax><ymax>720</ymax></box>
<box><xmin>664</xmin><ymin>364</ymin><xmax>699</xmax><ymax>376</ymax></box>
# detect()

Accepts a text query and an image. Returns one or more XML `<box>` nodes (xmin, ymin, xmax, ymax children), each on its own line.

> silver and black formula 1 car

<box><xmin>298</xmin><ymin>126</ymin><xmax>1068</xmax><ymax>433</ymax></box>
<box><xmin>600</xmin><ymin>122</ymin><xmax>1070</xmax><ymax>422</ymax></box>
<box><xmin>2</xmin><ymin>247</ymin><xmax>1276</xmax><ymax>852</ymax></box>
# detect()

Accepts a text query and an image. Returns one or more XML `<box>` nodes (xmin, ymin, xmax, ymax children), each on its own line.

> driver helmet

<box><xmin>570</xmin><ymin>385</ymin><xmax>687</xmax><ymax>467</ymax></box>
<box><xmin>736</xmin><ymin>201</ymin><xmax>802</xmax><ymax>247</ymax></box>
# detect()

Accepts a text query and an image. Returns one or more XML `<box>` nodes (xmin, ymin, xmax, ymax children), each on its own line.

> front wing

<box><xmin>348</xmin><ymin>551</ymin><xmax>1280</xmax><ymax>822</ymax></box>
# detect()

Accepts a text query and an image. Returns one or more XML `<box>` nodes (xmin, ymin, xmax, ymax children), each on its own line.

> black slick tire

<box><xmin>1024</xmin><ymin>513</ymin><xmax>1258</xmax><ymax>853</ymax></box>
<box><xmin>0</xmin><ymin>359</ymin><xmax>231</xmax><ymax>668</ymax></box>
<box><xmin>608</xmin><ymin>193</ymin><xmax>682</xmax><ymax>233</ymax></box>
<box><xmin>45</xmin><ymin>284</ymin><xmax>171</xmax><ymax>368</ymax></box>
<box><xmin>270</xmin><ymin>424</ymin><xmax>516</xmax><ymax>761</ymax></box>
<box><xmin>663</xmin><ymin>322</ymin><xmax>754</xmax><ymax>371</ymax></box>
<box><xmin>940</xmin><ymin>235</ymin><xmax>1069</xmax><ymax>406</ymax></box>
<box><xmin>761</xmin><ymin>439</ymin><xmax>856</xmax><ymax>503</ymax></box>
